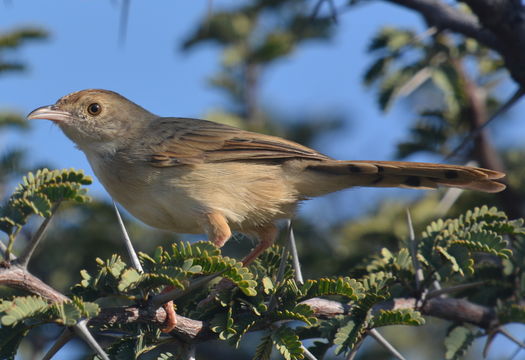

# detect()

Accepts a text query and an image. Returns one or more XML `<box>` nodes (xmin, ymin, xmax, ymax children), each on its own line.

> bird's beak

<box><xmin>27</xmin><ymin>105</ymin><xmax>73</xmax><ymax>123</ymax></box>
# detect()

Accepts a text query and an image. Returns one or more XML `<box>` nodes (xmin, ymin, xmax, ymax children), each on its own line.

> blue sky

<box><xmin>0</xmin><ymin>0</ymin><xmax>432</xmax><ymax>224</ymax></box>
<box><xmin>2</xmin><ymin>1</ymin><xmax>525</xmax><ymax>359</ymax></box>
<box><xmin>2</xmin><ymin>1</ymin><xmax>420</xmax><ymax>186</ymax></box>
<box><xmin>2</xmin><ymin>1</ymin><xmax>523</xmax><ymax>217</ymax></box>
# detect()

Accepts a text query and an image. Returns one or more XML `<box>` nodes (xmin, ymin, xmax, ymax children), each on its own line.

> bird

<box><xmin>28</xmin><ymin>89</ymin><xmax>506</xmax><ymax>331</ymax></box>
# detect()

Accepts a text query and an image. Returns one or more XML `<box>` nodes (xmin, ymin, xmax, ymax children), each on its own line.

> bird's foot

<box><xmin>159</xmin><ymin>286</ymin><xmax>177</xmax><ymax>333</ymax></box>
<box><xmin>161</xmin><ymin>300</ymin><xmax>177</xmax><ymax>333</ymax></box>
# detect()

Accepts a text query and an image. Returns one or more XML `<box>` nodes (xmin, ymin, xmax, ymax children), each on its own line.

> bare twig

<box><xmin>327</xmin><ymin>0</ymin><xmax>338</xmax><ymax>23</ymax></box>
<box><xmin>42</xmin><ymin>328</ymin><xmax>74</xmax><ymax>360</ymax></box>
<box><xmin>74</xmin><ymin>319</ymin><xmax>110</xmax><ymax>360</ymax></box>
<box><xmin>369</xmin><ymin>328</ymin><xmax>407</xmax><ymax>360</ymax></box>
<box><xmin>118</xmin><ymin>0</ymin><xmax>131</xmax><ymax>46</ymax></box>
<box><xmin>446</xmin><ymin>87</ymin><xmax>525</xmax><ymax>160</ymax></box>
<box><xmin>346</xmin><ymin>335</ymin><xmax>366</xmax><ymax>360</ymax></box>
<box><xmin>0</xmin><ymin>238</ymin><xmax>16</xmax><ymax>261</ymax></box>
<box><xmin>427</xmin><ymin>281</ymin><xmax>485</xmax><ymax>299</ymax></box>
<box><xmin>17</xmin><ymin>202</ymin><xmax>61</xmax><ymax>268</ymax></box>
<box><xmin>269</xmin><ymin>220</ymin><xmax>302</xmax><ymax>310</ymax></box>
<box><xmin>483</xmin><ymin>330</ymin><xmax>498</xmax><ymax>358</ymax></box>
<box><xmin>151</xmin><ymin>272</ymin><xmax>223</xmax><ymax>306</ymax></box>
<box><xmin>435</xmin><ymin>187</ymin><xmax>463</xmax><ymax>216</ymax></box>
<box><xmin>406</xmin><ymin>209</ymin><xmax>424</xmax><ymax>291</ymax></box>
<box><xmin>113</xmin><ymin>201</ymin><xmax>143</xmax><ymax>273</ymax></box>
<box><xmin>508</xmin><ymin>339</ymin><xmax>525</xmax><ymax>360</ymax></box>
<box><xmin>301</xmin><ymin>344</ymin><xmax>319</xmax><ymax>360</ymax></box>
<box><xmin>287</xmin><ymin>220</ymin><xmax>303</xmax><ymax>284</ymax></box>
<box><xmin>498</xmin><ymin>327</ymin><xmax>525</xmax><ymax>349</ymax></box>
<box><xmin>269</xmin><ymin>228</ymin><xmax>290</xmax><ymax>311</ymax></box>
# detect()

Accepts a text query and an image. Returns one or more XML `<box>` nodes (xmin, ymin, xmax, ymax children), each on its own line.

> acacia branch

<box><xmin>88</xmin><ymin>296</ymin><xmax>498</xmax><ymax>341</ymax></box>
<box><xmin>0</xmin><ymin>265</ymin><xmax>500</xmax><ymax>342</ymax></box>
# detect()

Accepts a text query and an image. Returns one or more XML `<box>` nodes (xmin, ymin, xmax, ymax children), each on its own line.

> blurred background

<box><xmin>1</xmin><ymin>0</ymin><xmax>524</xmax><ymax>359</ymax></box>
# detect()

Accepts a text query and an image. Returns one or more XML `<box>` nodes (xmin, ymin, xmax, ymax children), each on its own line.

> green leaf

<box><xmin>0</xmin><ymin>296</ymin><xmax>48</xmax><ymax>326</ymax></box>
<box><xmin>0</xmin><ymin>323</ymin><xmax>29</xmax><ymax>360</ymax></box>
<box><xmin>52</xmin><ymin>301</ymin><xmax>82</xmax><ymax>326</ymax></box>
<box><xmin>253</xmin><ymin>331</ymin><xmax>273</xmax><ymax>360</ymax></box>
<box><xmin>444</xmin><ymin>326</ymin><xmax>476</xmax><ymax>360</ymax></box>
<box><xmin>118</xmin><ymin>268</ymin><xmax>142</xmax><ymax>292</ymax></box>
<box><xmin>333</xmin><ymin>320</ymin><xmax>366</xmax><ymax>355</ymax></box>
<box><xmin>272</xmin><ymin>326</ymin><xmax>303</xmax><ymax>360</ymax></box>
<box><xmin>274</xmin><ymin>304</ymin><xmax>317</xmax><ymax>326</ymax></box>
<box><xmin>210</xmin><ymin>307</ymin><xmax>237</xmax><ymax>341</ymax></box>
<box><xmin>301</xmin><ymin>277</ymin><xmax>364</xmax><ymax>300</ymax></box>
<box><xmin>372</xmin><ymin>309</ymin><xmax>425</xmax><ymax>327</ymax></box>
<box><xmin>0</xmin><ymin>168</ymin><xmax>92</xmax><ymax>236</ymax></box>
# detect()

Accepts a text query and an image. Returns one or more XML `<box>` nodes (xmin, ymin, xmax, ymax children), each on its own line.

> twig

<box><xmin>369</xmin><ymin>328</ymin><xmax>407</xmax><ymax>360</ymax></box>
<box><xmin>268</xmin><ymin>240</ymin><xmax>290</xmax><ymax>311</ymax></box>
<box><xmin>73</xmin><ymin>319</ymin><xmax>110</xmax><ymax>360</ymax></box>
<box><xmin>17</xmin><ymin>202</ymin><xmax>61</xmax><ymax>268</ymax></box>
<box><xmin>269</xmin><ymin>220</ymin><xmax>301</xmax><ymax>310</ymax></box>
<box><xmin>483</xmin><ymin>330</ymin><xmax>498</xmax><ymax>358</ymax></box>
<box><xmin>310</xmin><ymin>0</ymin><xmax>325</xmax><ymax>19</ymax></box>
<box><xmin>446</xmin><ymin>87</ymin><xmax>525</xmax><ymax>160</ymax></box>
<box><xmin>152</xmin><ymin>272</ymin><xmax>223</xmax><ymax>306</ymax></box>
<box><xmin>498</xmin><ymin>327</ymin><xmax>525</xmax><ymax>349</ymax></box>
<box><xmin>327</xmin><ymin>0</ymin><xmax>338</xmax><ymax>23</ymax></box>
<box><xmin>302</xmin><ymin>344</ymin><xmax>319</xmax><ymax>360</ymax></box>
<box><xmin>0</xmin><ymin>238</ymin><xmax>16</xmax><ymax>261</ymax></box>
<box><xmin>346</xmin><ymin>335</ymin><xmax>366</xmax><ymax>360</ymax></box>
<box><xmin>287</xmin><ymin>220</ymin><xmax>303</xmax><ymax>284</ymax></box>
<box><xmin>427</xmin><ymin>281</ymin><xmax>485</xmax><ymax>299</ymax></box>
<box><xmin>42</xmin><ymin>328</ymin><xmax>74</xmax><ymax>360</ymax></box>
<box><xmin>406</xmin><ymin>209</ymin><xmax>424</xmax><ymax>290</ymax></box>
<box><xmin>432</xmin><ymin>280</ymin><xmax>442</xmax><ymax>291</ymax></box>
<box><xmin>113</xmin><ymin>201</ymin><xmax>143</xmax><ymax>273</ymax></box>
<box><xmin>118</xmin><ymin>0</ymin><xmax>131</xmax><ymax>46</ymax></box>
<box><xmin>435</xmin><ymin>187</ymin><xmax>462</xmax><ymax>216</ymax></box>
<box><xmin>508</xmin><ymin>339</ymin><xmax>525</xmax><ymax>360</ymax></box>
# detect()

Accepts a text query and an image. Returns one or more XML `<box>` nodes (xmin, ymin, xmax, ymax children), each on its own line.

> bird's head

<box><xmin>27</xmin><ymin>89</ymin><xmax>155</xmax><ymax>149</ymax></box>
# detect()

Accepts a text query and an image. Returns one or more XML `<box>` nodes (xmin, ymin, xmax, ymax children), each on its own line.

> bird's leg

<box><xmin>242</xmin><ymin>224</ymin><xmax>278</xmax><ymax>265</ymax></box>
<box><xmin>161</xmin><ymin>212</ymin><xmax>232</xmax><ymax>330</ymax></box>
<box><xmin>203</xmin><ymin>212</ymin><xmax>232</xmax><ymax>248</ymax></box>
<box><xmin>197</xmin><ymin>223</ymin><xmax>278</xmax><ymax>308</ymax></box>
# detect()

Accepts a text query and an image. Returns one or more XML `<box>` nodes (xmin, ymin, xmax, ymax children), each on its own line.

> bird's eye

<box><xmin>87</xmin><ymin>103</ymin><xmax>101</xmax><ymax>116</ymax></box>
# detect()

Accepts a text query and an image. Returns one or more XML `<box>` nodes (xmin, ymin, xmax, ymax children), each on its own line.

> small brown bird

<box><xmin>28</xmin><ymin>89</ymin><xmax>506</xmax><ymax>264</ymax></box>
<box><xmin>28</xmin><ymin>89</ymin><xmax>505</xmax><ymax>331</ymax></box>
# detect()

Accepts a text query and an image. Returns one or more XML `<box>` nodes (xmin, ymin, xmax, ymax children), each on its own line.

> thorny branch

<box><xmin>0</xmin><ymin>263</ymin><xmax>499</xmax><ymax>343</ymax></box>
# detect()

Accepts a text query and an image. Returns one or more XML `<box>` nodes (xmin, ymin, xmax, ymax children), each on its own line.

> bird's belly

<box><xmin>121</xmin><ymin>191</ymin><xmax>203</xmax><ymax>233</ymax></box>
<box><xmin>86</xmin><ymin>154</ymin><xmax>300</xmax><ymax>234</ymax></box>
<box><xmin>87</xmin><ymin>156</ymin><xmax>204</xmax><ymax>233</ymax></box>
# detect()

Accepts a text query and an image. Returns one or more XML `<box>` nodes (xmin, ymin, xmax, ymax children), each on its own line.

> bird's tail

<box><xmin>295</xmin><ymin>160</ymin><xmax>506</xmax><ymax>197</ymax></box>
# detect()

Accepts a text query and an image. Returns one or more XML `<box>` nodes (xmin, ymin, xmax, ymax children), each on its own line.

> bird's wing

<box><xmin>145</xmin><ymin>117</ymin><xmax>331</xmax><ymax>167</ymax></box>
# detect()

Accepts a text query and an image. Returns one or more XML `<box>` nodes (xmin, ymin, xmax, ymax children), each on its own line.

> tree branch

<box><xmin>385</xmin><ymin>0</ymin><xmax>499</xmax><ymax>49</ymax></box>
<box><xmin>0</xmin><ymin>265</ymin><xmax>500</xmax><ymax>342</ymax></box>
<box><xmin>383</xmin><ymin>0</ymin><xmax>525</xmax><ymax>88</ymax></box>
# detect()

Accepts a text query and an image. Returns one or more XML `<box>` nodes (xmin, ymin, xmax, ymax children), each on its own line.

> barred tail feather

<box><xmin>300</xmin><ymin>160</ymin><xmax>506</xmax><ymax>196</ymax></box>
